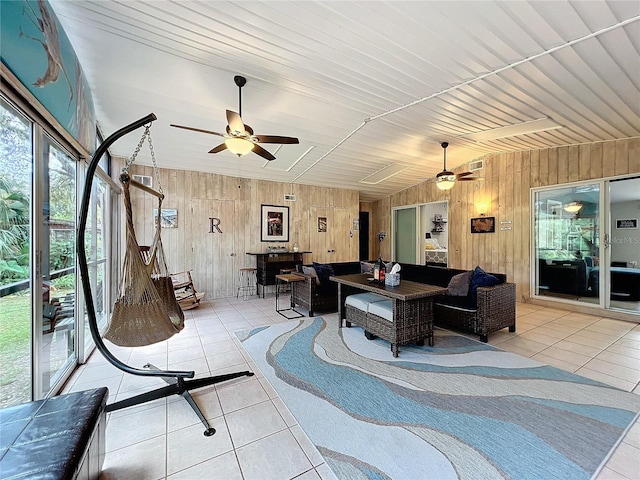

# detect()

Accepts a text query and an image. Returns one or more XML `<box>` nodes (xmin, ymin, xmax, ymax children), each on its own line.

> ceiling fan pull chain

<box><xmin>122</xmin><ymin>124</ymin><xmax>150</xmax><ymax>175</ymax></box>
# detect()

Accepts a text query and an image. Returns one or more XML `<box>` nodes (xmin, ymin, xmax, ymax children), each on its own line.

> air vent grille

<box><xmin>132</xmin><ymin>174</ymin><xmax>152</xmax><ymax>187</ymax></box>
<box><xmin>284</xmin><ymin>194</ymin><xmax>296</xmax><ymax>201</ymax></box>
<box><xmin>468</xmin><ymin>160</ymin><xmax>484</xmax><ymax>171</ymax></box>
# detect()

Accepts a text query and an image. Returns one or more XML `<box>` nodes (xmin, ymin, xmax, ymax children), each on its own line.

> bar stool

<box><xmin>237</xmin><ymin>267</ymin><xmax>257</xmax><ymax>300</ymax></box>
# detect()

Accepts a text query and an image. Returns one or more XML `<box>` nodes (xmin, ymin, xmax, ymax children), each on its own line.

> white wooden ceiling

<box><xmin>49</xmin><ymin>0</ymin><xmax>640</xmax><ymax>201</ymax></box>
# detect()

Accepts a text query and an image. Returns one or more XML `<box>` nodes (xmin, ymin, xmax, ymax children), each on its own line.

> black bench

<box><xmin>0</xmin><ymin>387</ymin><xmax>108</xmax><ymax>480</ymax></box>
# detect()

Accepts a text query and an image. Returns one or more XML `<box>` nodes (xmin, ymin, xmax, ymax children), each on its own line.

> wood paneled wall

<box><xmin>371</xmin><ymin>138</ymin><xmax>640</xmax><ymax>303</ymax></box>
<box><xmin>122</xmin><ymin>165</ymin><xmax>360</xmax><ymax>299</ymax></box>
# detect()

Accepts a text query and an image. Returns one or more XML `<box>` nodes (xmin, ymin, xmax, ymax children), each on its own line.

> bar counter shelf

<box><xmin>246</xmin><ymin>251</ymin><xmax>311</xmax><ymax>297</ymax></box>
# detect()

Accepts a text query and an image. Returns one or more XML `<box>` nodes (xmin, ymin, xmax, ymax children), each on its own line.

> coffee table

<box><xmin>330</xmin><ymin>273</ymin><xmax>447</xmax><ymax>356</ymax></box>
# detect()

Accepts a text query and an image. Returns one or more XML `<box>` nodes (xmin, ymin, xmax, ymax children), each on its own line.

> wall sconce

<box><xmin>475</xmin><ymin>202</ymin><xmax>488</xmax><ymax>216</ymax></box>
<box><xmin>377</xmin><ymin>231</ymin><xmax>387</xmax><ymax>242</ymax></box>
<box><xmin>563</xmin><ymin>202</ymin><xmax>583</xmax><ymax>214</ymax></box>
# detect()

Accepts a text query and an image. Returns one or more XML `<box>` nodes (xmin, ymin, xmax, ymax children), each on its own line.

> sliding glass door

<box><xmin>607</xmin><ymin>176</ymin><xmax>640</xmax><ymax>313</ymax></box>
<box><xmin>38</xmin><ymin>136</ymin><xmax>77</xmax><ymax>398</ymax></box>
<box><xmin>0</xmin><ymin>98</ymin><xmax>33</xmax><ymax>406</ymax></box>
<box><xmin>533</xmin><ymin>183</ymin><xmax>601</xmax><ymax>303</ymax></box>
<box><xmin>533</xmin><ymin>177</ymin><xmax>640</xmax><ymax>316</ymax></box>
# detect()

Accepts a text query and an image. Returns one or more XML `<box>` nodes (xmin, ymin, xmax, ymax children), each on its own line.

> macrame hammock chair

<box><xmin>77</xmin><ymin>114</ymin><xmax>253</xmax><ymax>437</ymax></box>
<box><xmin>105</xmin><ymin>125</ymin><xmax>184</xmax><ymax>347</ymax></box>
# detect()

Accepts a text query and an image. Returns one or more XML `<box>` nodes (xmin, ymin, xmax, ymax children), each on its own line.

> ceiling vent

<box><xmin>132</xmin><ymin>174</ymin><xmax>152</xmax><ymax>187</ymax></box>
<box><xmin>284</xmin><ymin>194</ymin><xmax>296</xmax><ymax>201</ymax></box>
<box><xmin>467</xmin><ymin>159</ymin><xmax>484</xmax><ymax>172</ymax></box>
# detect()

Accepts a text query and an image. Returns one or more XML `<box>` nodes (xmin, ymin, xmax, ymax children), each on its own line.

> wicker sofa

<box><xmin>398</xmin><ymin>263</ymin><xmax>516</xmax><ymax>342</ymax></box>
<box><xmin>292</xmin><ymin>261</ymin><xmax>516</xmax><ymax>343</ymax></box>
<box><xmin>291</xmin><ymin>261</ymin><xmax>362</xmax><ymax>316</ymax></box>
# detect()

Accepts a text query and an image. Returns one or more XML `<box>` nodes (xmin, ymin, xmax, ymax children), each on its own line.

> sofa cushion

<box><xmin>302</xmin><ymin>266</ymin><xmax>320</xmax><ymax>285</ymax></box>
<box><xmin>313</xmin><ymin>262</ymin><xmax>335</xmax><ymax>284</ymax></box>
<box><xmin>434</xmin><ymin>294</ymin><xmax>477</xmax><ymax>311</ymax></box>
<box><xmin>360</xmin><ymin>261</ymin><xmax>375</xmax><ymax>274</ymax></box>
<box><xmin>470</xmin><ymin>266</ymin><xmax>500</xmax><ymax>301</ymax></box>
<box><xmin>331</xmin><ymin>261</ymin><xmax>362</xmax><ymax>276</ymax></box>
<box><xmin>368</xmin><ymin>300</ymin><xmax>393</xmax><ymax>321</ymax></box>
<box><xmin>447</xmin><ymin>271</ymin><xmax>472</xmax><ymax>296</ymax></box>
<box><xmin>345</xmin><ymin>292</ymin><xmax>387</xmax><ymax>311</ymax></box>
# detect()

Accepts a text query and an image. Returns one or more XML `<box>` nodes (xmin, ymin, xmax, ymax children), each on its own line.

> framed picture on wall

<box><xmin>318</xmin><ymin>217</ymin><xmax>327</xmax><ymax>232</ymax></box>
<box><xmin>153</xmin><ymin>208</ymin><xmax>178</xmax><ymax>228</ymax></box>
<box><xmin>470</xmin><ymin>216</ymin><xmax>495</xmax><ymax>233</ymax></box>
<box><xmin>261</xmin><ymin>204</ymin><xmax>289</xmax><ymax>242</ymax></box>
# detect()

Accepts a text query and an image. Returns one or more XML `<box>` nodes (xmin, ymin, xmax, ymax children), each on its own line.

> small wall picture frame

<box><xmin>470</xmin><ymin>216</ymin><xmax>495</xmax><ymax>233</ymax></box>
<box><xmin>153</xmin><ymin>208</ymin><xmax>178</xmax><ymax>228</ymax></box>
<box><xmin>318</xmin><ymin>217</ymin><xmax>327</xmax><ymax>233</ymax></box>
<box><xmin>261</xmin><ymin>204</ymin><xmax>289</xmax><ymax>242</ymax></box>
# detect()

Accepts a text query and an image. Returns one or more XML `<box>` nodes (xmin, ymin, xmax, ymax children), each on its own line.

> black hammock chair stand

<box><xmin>77</xmin><ymin>113</ymin><xmax>254</xmax><ymax>436</ymax></box>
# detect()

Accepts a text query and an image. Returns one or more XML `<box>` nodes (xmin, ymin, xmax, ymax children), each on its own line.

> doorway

<box><xmin>394</xmin><ymin>207</ymin><xmax>417</xmax><ymax>264</ymax></box>
<box><xmin>531</xmin><ymin>176</ymin><xmax>640</xmax><ymax>316</ymax></box>
<box><xmin>607</xmin><ymin>176</ymin><xmax>640</xmax><ymax>313</ymax></box>
<box><xmin>359</xmin><ymin>211</ymin><xmax>369</xmax><ymax>261</ymax></box>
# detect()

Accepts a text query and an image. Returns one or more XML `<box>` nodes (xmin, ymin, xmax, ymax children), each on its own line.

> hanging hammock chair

<box><xmin>105</xmin><ymin>125</ymin><xmax>184</xmax><ymax>347</ymax></box>
<box><xmin>77</xmin><ymin>114</ymin><xmax>253</xmax><ymax>436</ymax></box>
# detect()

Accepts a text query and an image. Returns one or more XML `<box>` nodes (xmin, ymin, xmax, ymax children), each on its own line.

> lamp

<box><xmin>436</xmin><ymin>172</ymin><xmax>456</xmax><ymax>190</ymax></box>
<box><xmin>475</xmin><ymin>201</ymin><xmax>488</xmax><ymax>216</ymax></box>
<box><xmin>225</xmin><ymin>137</ymin><xmax>254</xmax><ymax>156</ymax></box>
<box><xmin>435</xmin><ymin>142</ymin><xmax>456</xmax><ymax>190</ymax></box>
<box><xmin>563</xmin><ymin>201</ymin><xmax>583</xmax><ymax>213</ymax></box>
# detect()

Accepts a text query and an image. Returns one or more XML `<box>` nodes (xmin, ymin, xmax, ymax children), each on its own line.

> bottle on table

<box><xmin>378</xmin><ymin>257</ymin><xmax>385</xmax><ymax>284</ymax></box>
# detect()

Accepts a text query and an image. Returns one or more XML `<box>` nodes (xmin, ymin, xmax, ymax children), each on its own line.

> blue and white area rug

<box><xmin>237</xmin><ymin>317</ymin><xmax>640</xmax><ymax>480</ymax></box>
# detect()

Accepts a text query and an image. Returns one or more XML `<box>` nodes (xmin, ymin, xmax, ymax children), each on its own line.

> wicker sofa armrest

<box><xmin>476</xmin><ymin>282</ymin><xmax>516</xmax><ymax>339</ymax></box>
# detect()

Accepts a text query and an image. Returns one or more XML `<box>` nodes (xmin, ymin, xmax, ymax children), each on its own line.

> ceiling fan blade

<box><xmin>252</xmin><ymin>144</ymin><xmax>276</xmax><ymax>161</ymax></box>
<box><xmin>457</xmin><ymin>176</ymin><xmax>483</xmax><ymax>181</ymax></box>
<box><xmin>456</xmin><ymin>171</ymin><xmax>474</xmax><ymax>178</ymax></box>
<box><xmin>226</xmin><ymin>110</ymin><xmax>245</xmax><ymax>134</ymax></box>
<box><xmin>170</xmin><ymin>124</ymin><xmax>225</xmax><ymax>137</ymax></box>
<box><xmin>208</xmin><ymin>143</ymin><xmax>227</xmax><ymax>154</ymax></box>
<box><xmin>253</xmin><ymin>135</ymin><xmax>299</xmax><ymax>144</ymax></box>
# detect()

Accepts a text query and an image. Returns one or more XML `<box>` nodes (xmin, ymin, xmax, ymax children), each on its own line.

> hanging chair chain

<box><xmin>122</xmin><ymin>124</ymin><xmax>164</xmax><ymax>195</ymax></box>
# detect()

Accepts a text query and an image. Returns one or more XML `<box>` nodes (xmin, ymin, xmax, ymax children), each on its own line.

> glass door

<box><xmin>393</xmin><ymin>207</ymin><xmax>417</xmax><ymax>264</ymax></box>
<box><xmin>607</xmin><ymin>176</ymin><xmax>640</xmax><ymax>314</ymax></box>
<box><xmin>38</xmin><ymin>136</ymin><xmax>77</xmax><ymax>398</ymax></box>
<box><xmin>0</xmin><ymin>98</ymin><xmax>33</xmax><ymax>407</ymax></box>
<box><xmin>532</xmin><ymin>182</ymin><xmax>600</xmax><ymax>305</ymax></box>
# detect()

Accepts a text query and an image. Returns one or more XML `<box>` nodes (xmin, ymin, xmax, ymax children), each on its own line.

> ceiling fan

<box><xmin>170</xmin><ymin>75</ymin><xmax>299</xmax><ymax>161</ymax></box>
<box><xmin>435</xmin><ymin>142</ymin><xmax>482</xmax><ymax>190</ymax></box>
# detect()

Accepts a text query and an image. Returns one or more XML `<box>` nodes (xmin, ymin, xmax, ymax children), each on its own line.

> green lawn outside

<box><xmin>0</xmin><ymin>294</ymin><xmax>31</xmax><ymax>405</ymax></box>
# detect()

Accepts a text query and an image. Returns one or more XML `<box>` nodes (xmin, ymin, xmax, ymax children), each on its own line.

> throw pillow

<box><xmin>360</xmin><ymin>261</ymin><xmax>375</xmax><ymax>274</ymax></box>
<box><xmin>447</xmin><ymin>271</ymin><xmax>472</xmax><ymax>296</ymax></box>
<box><xmin>313</xmin><ymin>262</ymin><xmax>335</xmax><ymax>285</ymax></box>
<box><xmin>470</xmin><ymin>266</ymin><xmax>500</xmax><ymax>301</ymax></box>
<box><xmin>302</xmin><ymin>266</ymin><xmax>320</xmax><ymax>285</ymax></box>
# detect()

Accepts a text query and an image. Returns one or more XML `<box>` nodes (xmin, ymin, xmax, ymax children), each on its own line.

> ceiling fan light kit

<box><xmin>225</xmin><ymin>137</ymin><xmax>254</xmax><ymax>156</ymax></box>
<box><xmin>435</xmin><ymin>141</ymin><xmax>481</xmax><ymax>190</ymax></box>
<box><xmin>170</xmin><ymin>75</ymin><xmax>298</xmax><ymax>161</ymax></box>
<box><xmin>436</xmin><ymin>172</ymin><xmax>456</xmax><ymax>190</ymax></box>
<box><xmin>563</xmin><ymin>201</ymin><xmax>583</xmax><ymax>213</ymax></box>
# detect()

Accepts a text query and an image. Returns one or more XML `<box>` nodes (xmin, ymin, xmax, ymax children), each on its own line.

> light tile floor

<box><xmin>62</xmin><ymin>296</ymin><xmax>640</xmax><ymax>480</ymax></box>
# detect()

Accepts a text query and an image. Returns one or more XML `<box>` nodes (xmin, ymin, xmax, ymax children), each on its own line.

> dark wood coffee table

<box><xmin>330</xmin><ymin>273</ymin><xmax>447</xmax><ymax>356</ymax></box>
